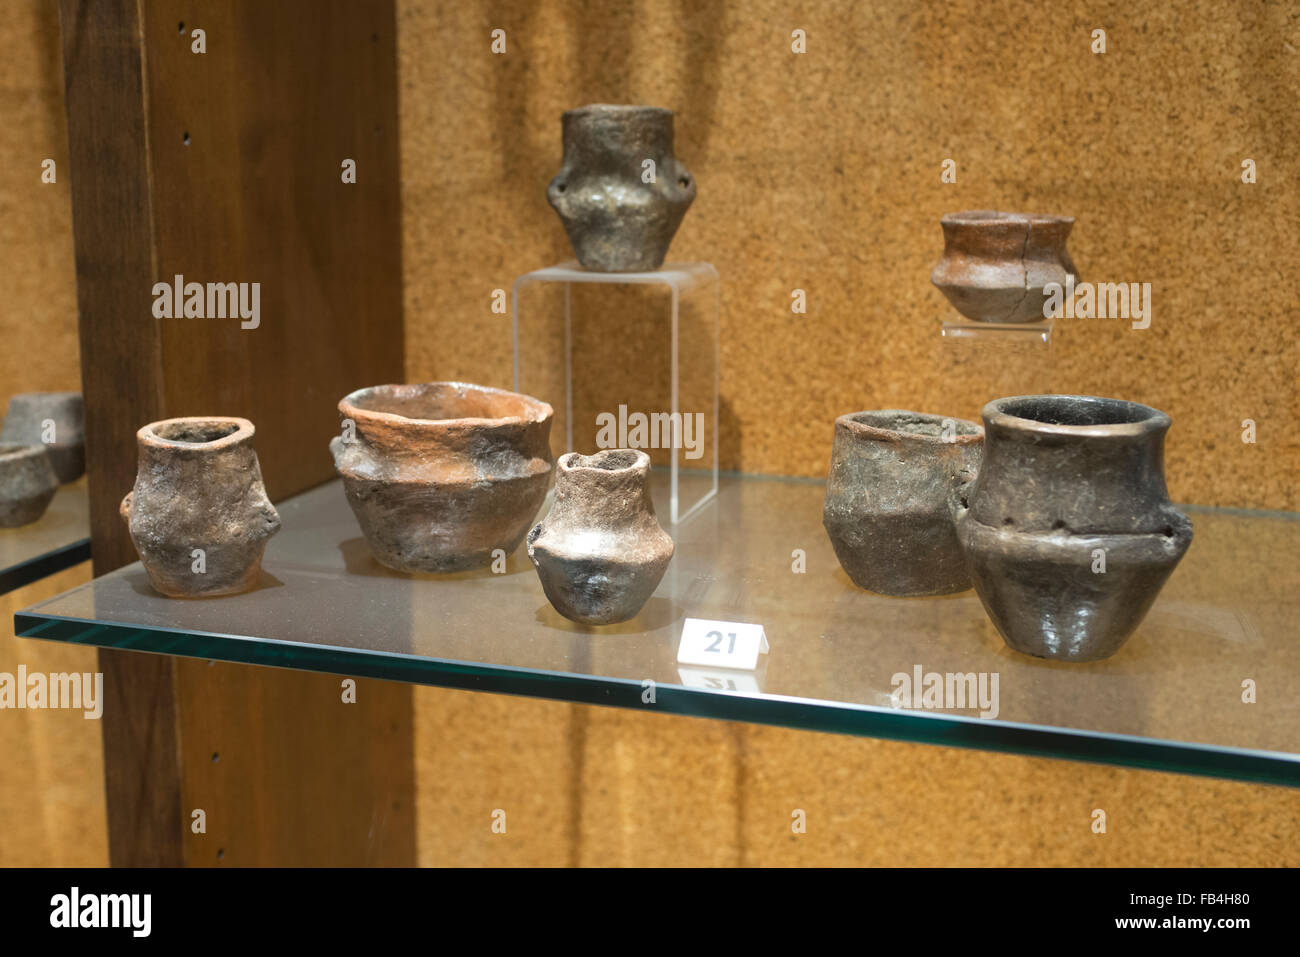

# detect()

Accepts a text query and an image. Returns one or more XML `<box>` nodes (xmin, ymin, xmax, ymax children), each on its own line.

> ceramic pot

<box><xmin>121</xmin><ymin>417</ymin><xmax>280</xmax><ymax>597</ymax></box>
<box><xmin>1</xmin><ymin>391</ymin><xmax>85</xmax><ymax>483</ymax></box>
<box><xmin>332</xmin><ymin>382</ymin><xmax>553</xmax><ymax>573</ymax></box>
<box><xmin>823</xmin><ymin>410</ymin><xmax>983</xmax><ymax>596</ymax></box>
<box><xmin>957</xmin><ymin>395</ymin><xmax>1193</xmax><ymax>662</ymax></box>
<box><xmin>930</xmin><ymin>210</ymin><xmax>1080</xmax><ymax>324</ymax></box>
<box><xmin>527</xmin><ymin>449</ymin><xmax>674</xmax><ymax>625</ymax></box>
<box><xmin>547</xmin><ymin>104</ymin><xmax>696</xmax><ymax>272</ymax></box>
<box><xmin>0</xmin><ymin>444</ymin><xmax>59</xmax><ymax>527</ymax></box>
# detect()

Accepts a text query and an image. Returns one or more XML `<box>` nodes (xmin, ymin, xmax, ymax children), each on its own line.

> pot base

<box><xmin>137</xmin><ymin>544</ymin><xmax>269</xmax><ymax>598</ymax></box>
<box><xmin>825</xmin><ymin>509</ymin><xmax>972</xmax><ymax>596</ymax></box>
<box><xmin>0</xmin><ymin>444</ymin><xmax>61</xmax><ymax>528</ymax></box>
<box><xmin>340</xmin><ymin>473</ymin><xmax>548</xmax><ymax>575</ymax></box>
<box><xmin>959</xmin><ymin>516</ymin><xmax>1192</xmax><ymax>662</ymax></box>
<box><xmin>530</xmin><ymin>545</ymin><xmax>670</xmax><ymax>625</ymax></box>
<box><xmin>0</xmin><ymin>489</ymin><xmax>57</xmax><ymax>527</ymax></box>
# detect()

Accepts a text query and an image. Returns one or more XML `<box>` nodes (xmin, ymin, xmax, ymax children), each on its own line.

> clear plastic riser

<box><xmin>936</xmin><ymin>314</ymin><xmax>1057</xmax><ymax>404</ymax></box>
<box><xmin>512</xmin><ymin>261</ymin><xmax>719</xmax><ymax>524</ymax></box>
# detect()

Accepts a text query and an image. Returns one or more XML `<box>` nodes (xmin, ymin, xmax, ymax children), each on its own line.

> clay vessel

<box><xmin>332</xmin><ymin>382</ymin><xmax>553</xmax><ymax>573</ymax></box>
<box><xmin>0</xmin><ymin>444</ymin><xmax>59</xmax><ymax>527</ymax></box>
<box><xmin>930</xmin><ymin>211</ymin><xmax>1079</xmax><ymax>324</ymax></box>
<box><xmin>547</xmin><ymin>104</ymin><xmax>696</xmax><ymax>272</ymax></box>
<box><xmin>823</xmin><ymin>411</ymin><xmax>983</xmax><ymax>596</ymax></box>
<box><xmin>1</xmin><ymin>391</ymin><xmax>85</xmax><ymax>483</ymax></box>
<box><xmin>527</xmin><ymin>449</ymin><xmax>674</xmax><ymax>625</ymax></box>
<box><xmin>121</xmin><ymin>417</ymin><xmax>280</xmax><ymax>597</ymax></box>
<box><xmin>957</xmin><ymin>395</ymin><xmax>1193</xmax><ymax>662</ymax></box>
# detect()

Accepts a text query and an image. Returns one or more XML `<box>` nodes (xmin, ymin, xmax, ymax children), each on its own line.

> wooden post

<box><xmin>59</xmin><ymin>0</ymin><xmax>413</xmax><ymax>865</ymax></box>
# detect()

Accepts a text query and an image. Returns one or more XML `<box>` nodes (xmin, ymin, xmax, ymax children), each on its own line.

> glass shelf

<box><xmin>0</xmin><ymin>479</ymin><xmax>91</xmax><ymax>594</ymax></box>
<box><xmin>14</xmin><ymin>474</ymin><xmax>1300</xmax><ymax>787</ymax></box>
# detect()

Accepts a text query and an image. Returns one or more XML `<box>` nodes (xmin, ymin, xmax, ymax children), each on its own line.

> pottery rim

<box><xmin>138</xmin><ymin>417</ymin><xmax>254</xmax><ymax>450</ymax></box>
<box><xmin>940</xmin><ymin>210</ymin><xmax>1074</xmax><ymax>229</ymax></box>
<box><xmin>557</xmin><ymin>448</ymin><xmax>649</xmax><ymax>475</ymax></box>
<box><xmin>563</xmin><ymin>104</ymin><xmax>672</xmax><ymax>120</ymax></box>
<box><xmin>835</xmin><ymin>410</ymin><xmax>982</xmax><ymax>446</ymax></box>
<box><xmin>7</xmin><ymin>390</ymin><xmax>82</xmax><ymax>404</ymax></box>
<box><xmin>0</xmin><ymin>442</ymin><xmax>51</xmax><ymax>466</ymax></box>
<box><xmin>983</xmin><ymin>395</ymin><xmax>1170</xmax><ymax>441</ymax></box>
<box><xmin>338</xmin><ymin>382</ymin><xmax>553</xmax><ymax>431</ymax></box>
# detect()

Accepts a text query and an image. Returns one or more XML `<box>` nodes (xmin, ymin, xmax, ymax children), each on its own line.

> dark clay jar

<box><xmin>547</xmin><ymin>104</ymin><xmax>696</xmax><ymax>272</ymax></box>
<box><xmin>957</xmin><ymin>394</ymin><xmax>1193</xmax><ymax>661</ymax></box>
<box><xmin>823</xmin><ymin>410</ymin><xmax>983</xmax><ymax>596</ymax></box>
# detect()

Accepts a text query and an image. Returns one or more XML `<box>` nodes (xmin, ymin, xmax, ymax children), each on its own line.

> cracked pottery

<box><xmin>0</xmin><ymin>444</ymin><xmax>59</xmax><ymax>527</ymax></box>
<box><xmin>332</xmin><ymin>382</ymin><xmax>553</xmax><ymax>574</ymax></box>
<box><xmin>547</xmin><ymin>104</ymin><xmax>696</xmax><ymax>272</ymax></box>
<box><xmin>528</xmin><ymin>449</ymin><xmax>674</xmax><ymax>625</ymax></box>
<box><xmin>122</xmin><ymin>417</ymin><xmax>280</xmax><ymax>597</ymax></box>
<box><xmin>931</xmin><ymin>210</ymin><xmax>1079</xmax><ymax>324</ymax></box>
<box><xmin>823</xmin><ymin>410</ymin><xmax>983</xmax><ymax>596</ymax></box>
<box><xmin>1</xmin><ymin>391</ymin><xmax>85</xmax><ymax>483</ymax></box>
<box><xmin>957</xmin><ymin>395</ymin><xmax>1193</xmax><ymax>662</ymax></box>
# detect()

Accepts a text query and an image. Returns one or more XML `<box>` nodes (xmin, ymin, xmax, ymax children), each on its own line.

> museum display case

<box><xmin>1</xmin><ymin>0</ymin><xmax>1295</xmax><ymax>872</ymax></box>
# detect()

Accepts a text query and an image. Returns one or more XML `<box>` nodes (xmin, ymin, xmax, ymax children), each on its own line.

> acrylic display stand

<box><xmin>937</xmin><ymin>309</ymin><xmax>1057</xmax><ymax>398</ymax></box>
<box><xmin>512</xmin><ymin>261</ymin><xmax>719</xmax><ymax>524</ymax></box>
<box><xmin>940</xmin><ymin>316</ymin><xmax>1054</xmax><ymax>344</ymax></box>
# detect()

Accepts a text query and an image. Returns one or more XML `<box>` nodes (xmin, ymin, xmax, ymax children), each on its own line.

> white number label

<box><xmin>677</xmin><ymin>618</ymin><xmax>769</xmax><ymax>671</ymax></box>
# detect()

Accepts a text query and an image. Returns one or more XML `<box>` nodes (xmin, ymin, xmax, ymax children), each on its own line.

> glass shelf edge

<box><xmin>0</xmin><ymin>538</ymin><xmax>91</xmax><ymax>597</ymax></box>
<box><xmin>16</xmin><ymin>610</ymin><xmax>1300</xmax><ymax>790</ymax></box>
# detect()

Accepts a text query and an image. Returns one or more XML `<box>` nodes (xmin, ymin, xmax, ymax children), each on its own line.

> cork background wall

<box><xmin>0</xmin><ymin>0</ymin><xmax>80</xmax><ymax>413</ymax></box>
<box><xmin>396</xmin><ymin>0</ymin><xmax>1298</xmax><ymax>866</ymax></box>
<box><xmin>0</xmin><ymin>0</ymin><xmax>103</xmax><ymax>866</ymax></box>
<box><xmin>0</xmin><ymin>564</ymin><xmax>105</xmax><ymax>866</ymax></box>
<box><xmin>2</xmin><ymin>0</ymin><xmax>1295</xmax><ymax>866</ymax></box>
<box><xmin>398</xmin><ymin>0</ymin><xmax>1298</xmax><ymax>511</ymax></box>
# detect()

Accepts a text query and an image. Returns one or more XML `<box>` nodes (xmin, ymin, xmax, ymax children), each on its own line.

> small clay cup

<box><xmin>1</xmin><ymin>391</ymin><xmax>85</xmax><ymax>483</ymax></box>
<box><xmin>823</xmin><ymin>410</ymin><xmax>983</xmax><ymax>596</ymax></box>
<box><xmin>123</xmin><ymin>418</ymin><xmax>280</xmax><ymax>597</ymax></box>
<box><xmin>527</xmin><ymin>449</ymin><xmax>674</xmax><ymax>625</ymax></box>
<box><xmin>931</xmin><ymin>210</ymin><xmax>1079</xmax><ymax>324</ymax></box>
<box><xmin>331</xmin><ymin>382</ymin><xmax>554</xmax><ymax>573</ymax></box>
<box><xmin>0</xmin><ymin>443</ymin><xmax>60</xmax><ymax>527</ymax></box>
